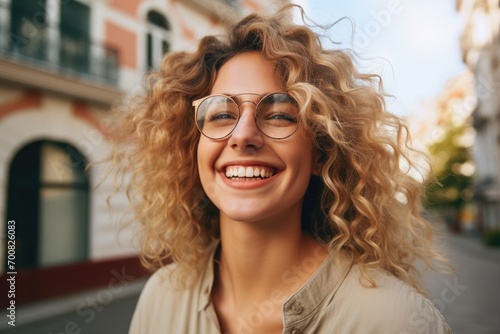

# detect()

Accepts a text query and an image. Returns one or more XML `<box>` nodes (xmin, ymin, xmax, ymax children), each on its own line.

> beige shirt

<box><xmin>130</xmin><ymin>246</ymin><xmax>451</xmax><ymax>334</ymax></box>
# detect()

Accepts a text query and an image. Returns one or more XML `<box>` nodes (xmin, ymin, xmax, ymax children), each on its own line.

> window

<box><xmin>146</xmin><ymin>10</ymin><xmax>170</xmax><ymax>70</ymax></box>
<box><xmin>59</xmin><ymin>0</ymin><xmax>90</xmax><ymax>73</ymax></box>
<box><xmin>9</xmin><ymin>0</ymin><xmax>46</xmax><ymax>60</ymax></box>
<box><xmin>6</xmin><ymin>141</ymin><xmax>89</xmax><ymax>270</ymax></box>
<box><xmin>9</xmin><ymin>0</ymin><xmax>91</xmax><ymax>72</ymax></box>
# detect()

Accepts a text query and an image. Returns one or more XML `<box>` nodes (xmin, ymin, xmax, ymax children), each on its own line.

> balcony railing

<box><xmin>0</xmin><ymin>25</ymin><xmax>119</xmax><ymax>86</ymax></box>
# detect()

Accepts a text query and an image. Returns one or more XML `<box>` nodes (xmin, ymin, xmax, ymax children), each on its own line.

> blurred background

<box><xmin>0</xmin><ymin>0</ymin><xmax>498</xmax><ymax>333</ymax></box>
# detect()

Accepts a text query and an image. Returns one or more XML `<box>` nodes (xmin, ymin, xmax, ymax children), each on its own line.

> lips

<box><xmin>224</xmin><ymin>165</ymin><xmax>277</xmax><ymax>179</ymax></box>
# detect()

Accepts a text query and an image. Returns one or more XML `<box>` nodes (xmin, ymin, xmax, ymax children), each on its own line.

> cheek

<box><xmin>279</xmin><ymin>142</ymin><xmax>314</xmax><ymax>190</ymax></box>
<box><xmin>196</xmin><ymin>138</ymin><xmax>220</xmax><ymax>189</ymax></box>
<box><xmin>291</xmin><ymin>136</ymin><xmax>315</xmax><ymax>174</ymax></box>
<box><xmin>196</xmin><ymin>139</ymin><xmax>209</xmax><ymax>181</ymax></box>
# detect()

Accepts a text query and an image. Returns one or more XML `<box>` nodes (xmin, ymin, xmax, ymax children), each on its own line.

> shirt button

<box><xmin>291</xmin><ymin>329</ymin><xmax>300</xmax><ymax>334</ymax></box>
<box><xmin>291</xmin><ymin>302</ymin><xmax>303</xmax><ymax>315</ymax></box>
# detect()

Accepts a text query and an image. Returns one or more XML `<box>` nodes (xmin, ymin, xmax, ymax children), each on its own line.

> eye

<box><xmin>208</xmin><ymin>111</ymin><xmax>238</xmax><ymax>122</ymax></box>
<box><xmin>265</xmin><ymin>111</ymin><xmax>297</xmax><ymax>122</ymax></box>
<box><xmin>201</xmin><ymin>98</ymin><xmax>238</xmax><ymax>123</ymax></box>
<box><xmin>260</xmin><ymin>102</ymin><xmax>298</xmax><ymax>124</ymax></box>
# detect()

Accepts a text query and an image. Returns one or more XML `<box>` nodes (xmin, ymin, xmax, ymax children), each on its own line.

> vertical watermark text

<box><xmin>5</xmin><ymin>220</ymin><xmax>16</xmax><ymax>327</ymax></box>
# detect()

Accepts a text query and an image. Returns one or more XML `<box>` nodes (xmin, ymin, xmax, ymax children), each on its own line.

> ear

<box><xmin>311</xmin><ymin>148</ymin><xmax>323</xmax><ymax>177</ymax></box>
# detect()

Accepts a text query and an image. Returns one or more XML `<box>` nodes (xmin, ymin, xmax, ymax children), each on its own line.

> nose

<box><xmin>227</xmin><ymin>102</ymin><xmax>264</xmax><ymax>151</ymax></box>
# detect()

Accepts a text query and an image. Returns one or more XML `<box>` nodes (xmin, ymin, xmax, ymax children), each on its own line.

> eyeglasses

<box><xmin>192</xmin><ymin>92</ymin><xmax>300</xmax><ymax>140</ymax></box>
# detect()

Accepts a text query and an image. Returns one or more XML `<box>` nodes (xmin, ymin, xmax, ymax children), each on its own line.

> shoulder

<box><xmin>129</xmin><ymin>263</ymin><xmax>199</xmax><ymax>333</ymax></box>
<box><xmin>331</xmin><ymin>264</ymin><xmax>451</xmax><ymax>333</ymax></box>
<box><xmin>135</xmin><ymin>263</ymin><xmax>179</xmax><ymax>305</ymax></box>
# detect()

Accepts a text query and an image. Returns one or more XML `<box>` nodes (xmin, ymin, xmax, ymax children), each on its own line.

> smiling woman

<box><xmin>109</xmin><ymin>4</ymin><xmax>451</xmax><ymax>334</ymax></box>
<box><xmin>197</xmin><ymin>52</ymin><xmax>320</xmax><ymax>229</ymax></box>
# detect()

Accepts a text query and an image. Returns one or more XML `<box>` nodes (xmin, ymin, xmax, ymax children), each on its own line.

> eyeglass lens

<box><xmin>196</xmin><ymin>93</ymin><xmax>299</xmax><ymax>139</ymax></box>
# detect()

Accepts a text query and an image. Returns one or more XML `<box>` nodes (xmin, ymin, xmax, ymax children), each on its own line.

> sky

<box><xmin>291</xmin><ymin>0</ymin><xmax>467</xmax><ymax>116</ymax></box>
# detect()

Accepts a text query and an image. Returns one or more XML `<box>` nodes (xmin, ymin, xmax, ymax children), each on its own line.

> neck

<box><xmin>214</xmin><ymin>212</ymin><xmax>327</xmax><ymax>310</ymax></box>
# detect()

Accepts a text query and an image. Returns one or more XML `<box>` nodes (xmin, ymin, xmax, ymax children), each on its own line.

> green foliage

<box><xmin>425</xmin><ymin>121</ymin><xmax>473</xmax><ymax>208</ymax></box>
<box><xmin>483</xmin><ymin>230</ymin><xmax>500</xmax><ymax>247</ymax></box>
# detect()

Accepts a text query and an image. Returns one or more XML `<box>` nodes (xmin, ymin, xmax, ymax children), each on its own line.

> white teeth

<box><xmin>225</xmin><ymin>166</ymin><xmax>275</xmax><ymax>179</ymax></box>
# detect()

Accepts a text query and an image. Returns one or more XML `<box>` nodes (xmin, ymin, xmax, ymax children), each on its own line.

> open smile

<box><xmin>224</xmin><ymin>165</ymin><xmax>278</xmax><ymax>180</ymax></box>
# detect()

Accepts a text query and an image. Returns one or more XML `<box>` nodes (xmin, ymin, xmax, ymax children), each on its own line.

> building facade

<box><xmin>0</xmin><ymin>0</ymin><xmax>281</xmax><ymax>310</ymax></box>
<box><xmin>457</xmin><ymin>0</ymin><xmax>500</xmax><ymax>232</ymax></box>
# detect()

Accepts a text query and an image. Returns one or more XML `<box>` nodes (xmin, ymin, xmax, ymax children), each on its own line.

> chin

<box><xmin>219</xmin><ymin>205</ymin><xmax>272</xmax><ymax>224</ymax></box>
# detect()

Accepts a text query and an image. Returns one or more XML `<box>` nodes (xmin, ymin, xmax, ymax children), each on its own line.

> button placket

<box><xmin>291</xmin><ymin>302</ymin><xmax>303</xmax><ymax>315</ymax></box>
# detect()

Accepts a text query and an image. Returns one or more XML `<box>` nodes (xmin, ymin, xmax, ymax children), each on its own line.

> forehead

<box><xmin>210</xmin><ymin>51</ymin><xmax>284</xmax><ymax>95</ymax></box>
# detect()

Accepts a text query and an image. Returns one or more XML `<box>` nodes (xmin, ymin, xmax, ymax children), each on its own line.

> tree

<box><xmin>425</xmin><ymin>120</ymin><xmax>474</xmax><ymax>209</ymax></box>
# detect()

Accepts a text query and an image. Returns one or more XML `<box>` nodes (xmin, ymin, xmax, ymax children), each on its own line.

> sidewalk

<box><xmin>1</xmin><ymin>278</ymin><xmax>146</xmax><ymax>333</ymax></box>
<box><xmin>444</xmin><ymin>231</ymin><xmax>500</xmax><ymax>264</ymax></box>
<box><xmin>423</xmin><ymin>229</ymin><xmax>500</xmax><ymax>334</ymax></box>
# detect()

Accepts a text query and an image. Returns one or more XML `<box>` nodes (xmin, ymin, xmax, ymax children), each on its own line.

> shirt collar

<box><xmin>197</xmin><ymin>241</ymin><xmax>219</xmax><ymax>312</ymax></box>
<box><xmin>197</xmin><ymin>241</ymin><xmax>353</xmax><ymax>318</ymax></box>
<box><xmin>282</xmin><ymin>250</ymin><xmax>353</xmax><ymax>326</ymax></box>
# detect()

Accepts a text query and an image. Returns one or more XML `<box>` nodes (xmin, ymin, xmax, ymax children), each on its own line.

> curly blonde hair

<box><xmin>110</xmin><ymin>5</ymin><xmax>446</xmax><ymax>294</ymax></box>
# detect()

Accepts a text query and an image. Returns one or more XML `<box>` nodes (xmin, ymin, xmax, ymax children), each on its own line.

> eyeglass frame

<box><xmin>192</xmin><ymin>92</ymin><xmax>301</xmax><ymax>140</ymax></box>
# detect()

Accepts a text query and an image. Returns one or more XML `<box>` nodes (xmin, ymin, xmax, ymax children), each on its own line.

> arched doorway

<box><xmin>6</xmin><ymin>140</ymin><xmax>89</xmax><ymax>270</ymax></box>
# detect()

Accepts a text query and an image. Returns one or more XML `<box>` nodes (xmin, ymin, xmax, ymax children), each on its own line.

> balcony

<box><xmin>0</xmin><ymin>22</ymin><xmax>121</xmax><ymax>105</ymax></box>
<box><xmin>179</xmin><ymin>0</ymin><xmax>241</xmax><ymax>16</ymax></box>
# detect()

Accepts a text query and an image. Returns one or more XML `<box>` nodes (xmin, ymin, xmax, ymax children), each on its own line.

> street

<box><xmin>423</xmin><ymin>230</ymin><xmax>500</xmax><ymax>334</ymax></box>
<box><xmin>4</xmin><ymin>230</ymin><xmax>500</xmax><ymax>334</ymax></box>
<box><xmin>1</xmin><ymin>294</ymin><xmax>139</xmax><ymax>334</ymax></box>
